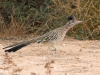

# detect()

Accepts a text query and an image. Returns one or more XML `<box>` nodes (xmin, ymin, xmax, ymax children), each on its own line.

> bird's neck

<box><xmin>62</xmin><ymin>22</ymin><xmax>75</xmax><ymax>30</ymax></box>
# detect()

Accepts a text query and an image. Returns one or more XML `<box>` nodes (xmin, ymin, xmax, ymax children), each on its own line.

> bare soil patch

<box><xmin>0</xmin><ymin>39</ymin><xmax>100</xmax><ymax>75</ymax></box>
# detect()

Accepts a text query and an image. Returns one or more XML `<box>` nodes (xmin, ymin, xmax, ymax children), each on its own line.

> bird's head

<box><xmin>67</xmin><ymin>15</ymin><xmax>82</xmax><ymax>26</ymax></box>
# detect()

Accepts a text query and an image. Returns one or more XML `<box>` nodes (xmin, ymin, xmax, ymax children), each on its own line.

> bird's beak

<box><xmin>74</xmin><ymin>21</ymin><xmax>82</xmax><ymax>24</ymax></box>
<box><xmin>76</xmin><ymin>21</ymin><xmax>83</xmax><ymax>23</ymax></box>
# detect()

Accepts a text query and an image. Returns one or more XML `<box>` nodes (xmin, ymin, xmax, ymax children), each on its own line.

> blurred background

<box><xmin>0</xmin><ymin>0</ymin><xmax>100</xmax><ymax>40</ymax></box>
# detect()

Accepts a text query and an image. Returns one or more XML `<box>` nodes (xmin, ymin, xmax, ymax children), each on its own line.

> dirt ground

<box><xmin>0</xmin><ymin>38</ymin><xmax>100</xmax><ymax>75</ymax></box>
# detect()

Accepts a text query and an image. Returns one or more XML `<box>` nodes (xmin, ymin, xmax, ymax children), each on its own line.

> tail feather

<box><xmin>4</xmin><ymin>37</ymin><xmax>38</xmax><ymax>52</ymax></box>
<box><xmin>3</xmin><ymin>41</ymin><xmax>25</xmax><ymax>49</ymax></box>
<box><xmin>5</xmin><ymin>43</ymin><xmax>27</xmax><ymax>52</ymax></box>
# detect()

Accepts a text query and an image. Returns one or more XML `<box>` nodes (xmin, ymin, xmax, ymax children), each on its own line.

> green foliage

<box><xmin>0</xmin><ymin>0</ymin><xmax>100</xmax><ymax>40</ymax></box>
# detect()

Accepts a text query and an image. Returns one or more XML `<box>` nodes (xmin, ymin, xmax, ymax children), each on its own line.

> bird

<box><xmin>3</xmin><ymin>15</ymin><xmax>82</xmax><ymax>54</ymax></box>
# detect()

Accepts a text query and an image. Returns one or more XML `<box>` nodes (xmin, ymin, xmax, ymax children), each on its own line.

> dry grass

<box><xmin>45</xmin><ymin>60</ymin><xmax>54</xmax><ymax>75</ymax></box>
<box><xmin>0</xmin><ymin>53</ymin><xmax>23</xmax><ymax>75</ymax></box>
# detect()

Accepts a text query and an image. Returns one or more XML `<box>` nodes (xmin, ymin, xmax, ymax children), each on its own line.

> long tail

<box><xmin>3</xmin><ymin>41</ymin><xmax>26</xmax><ymax>49</ymax></box>
<box><xmin>5</xmin><ymin>43</ymin><xmax>27</xmax><ymax>52</ymax></box>
<box><xmin>4</xmin><ymin>38</ymin><xmax>36</xmax><ymax>52</ymax></box>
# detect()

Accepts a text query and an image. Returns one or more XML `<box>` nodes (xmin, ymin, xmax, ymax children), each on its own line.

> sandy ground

<box><xmin>0</xmin><ymin>38</ymin><xmax>100</xmax><ymax>75</ymax></box>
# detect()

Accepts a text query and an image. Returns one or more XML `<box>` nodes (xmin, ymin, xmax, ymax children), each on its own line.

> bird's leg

<box><xmin>48</xmin><ymin>46</ymin><xmax>58</xmax><ymax>55</ymax></box>
<box><xmin>52</xmin><ymin>46</ymin><xmax>58</xmax><ymax>54</ymax></box>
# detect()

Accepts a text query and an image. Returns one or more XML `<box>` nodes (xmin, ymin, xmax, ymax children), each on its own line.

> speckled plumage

<box><xmin>4</xmin><ymin>15</ymin><xmax>82</xmax><ymax>53</ymax></box>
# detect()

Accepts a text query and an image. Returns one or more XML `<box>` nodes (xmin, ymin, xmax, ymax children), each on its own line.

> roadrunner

<box><xmin>3</xmin><ymin>15</ymin><xmax>82</xmax><ymax>53</ymax></box>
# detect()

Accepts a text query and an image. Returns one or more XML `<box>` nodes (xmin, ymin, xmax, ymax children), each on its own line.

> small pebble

<box><xmin>30</xmin><ymin>62</ymin><xmax>34</xmax><ymax>64</ymax></box>
<box><xmin>93</xmin><ymin>50</ymin><xmax>96</xmax><ymax>53</ymax></box>
<box><xmin>43</xmin><ymin>56</ymin><xmax>46</xmax><ymax>59</ymax></box>
<box><xmin>62</xmin><ymin>44</ymin><xmax>66</xmax><ymax>46</ymax></box>
<box><xmin>54</xmin><ymin>66</ymin><xmax>57</xmax><ymax>70</ymax></box>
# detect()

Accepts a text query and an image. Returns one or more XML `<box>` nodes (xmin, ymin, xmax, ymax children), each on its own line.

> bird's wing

<box><xmin>37</xmin><ymin>30</ymin><xmax>58</xmax><ymax>43</ymax></box>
